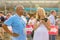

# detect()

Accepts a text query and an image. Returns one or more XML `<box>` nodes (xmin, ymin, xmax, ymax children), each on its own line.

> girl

<box><xmin>33</xmin><ymin>7</ymin><xmax>50</xmax><ymax>40</ymax></box>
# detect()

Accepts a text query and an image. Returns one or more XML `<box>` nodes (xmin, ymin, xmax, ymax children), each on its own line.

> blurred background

<box><xmin>0</xmin><ymin>0</ymin><xmax>60</xmax><ymax>15</ymax></box>
<box><xmin>0</xmin><ymin>0</ymin><xmax>60</xmax><ymax>40</ymax></box>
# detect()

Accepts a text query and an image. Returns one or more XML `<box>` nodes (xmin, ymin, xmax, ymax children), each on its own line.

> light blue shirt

<box><xmin>4</xmin><ymin>14</ymin><xmax>26</xmax><ymax>40</ymax></box>
<box><xmin>48</xmin><ymin>14</ymin><xmax>55</xmax><ymax>26</ymax></box>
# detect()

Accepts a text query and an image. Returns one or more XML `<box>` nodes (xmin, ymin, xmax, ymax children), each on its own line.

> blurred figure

<box><xmin>0</xmin><ymin>12</ymin><xmax>5</xmax><ymax>23</ymax></box>
<box><xmin>2</xmin><ymin>5</ymin><xmax>27</xmax><ymax>40</ymax></box>
<box><xmin>5</xmin><ymin>12</ymin><xmax>12</xmax><ymax>20</ymax></box>
<box><xmin>28</xmin><ymin>16</ymin><xmax>36</xmax><ymax>25</ymax></box>
<box><xmin>26</xmin><ymin>14</ymin><xmax>30</xmax><ymax>22</ymax></box>
<box><xmin>48</xmin><ymin>10</ymin><xmax>56</xmax><ymax>40</ymax></box>
<box><xmin>56</xmin><ymin>16</ymin><xmax>60</xmax><ymax>36</ymax></box>
<box><xmin>27</xmin><ymin>16</ymin><xmax>36</xmax><ymax>40</ymax></box>
<box><xmin>48</xmin><ymin>10</ymin><xmax>56</xmax><ymax>25</ymax></box>
<box><xmin>33</xmin><ymin>7</ymin><xmax>50</xmax><ymax>40</ymax></box>
<box><xmin>0</xmin><ymin>12</ymin><xmax>5</xmax><ymax>40</ymax></box>
<box><xmin>55</xmin><ymin>16</ymin><xmax>58</xmax><ymax>35</ymax></box>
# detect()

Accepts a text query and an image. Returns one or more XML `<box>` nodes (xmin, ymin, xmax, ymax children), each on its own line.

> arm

<box><xmin>2</xmin><ymin>24</ymin><xmax>19</xmax><ymax>37</ymax></box>
<box><xmin>45</xmin><ymin>20</ymin><xmax>51</xmax><ymax>30</ymax></box>
<box><xmin>42</xmin><ymin>20</ymin><xmax>51</xmax><ymax>31</ymax></box>
<box><xmin>2</xmin><ymin>24</ymin><xmax>12</xmax><ymax>35</ymax></box>
<box><xmin>33</xmin><ymin>20</ymin><xmax>42</xmax><ymax>30</ymax></box>
<box><xmin>2</xmin><ymin>16</ymin><xmax>19</xmax><ymax>37</ymax></box>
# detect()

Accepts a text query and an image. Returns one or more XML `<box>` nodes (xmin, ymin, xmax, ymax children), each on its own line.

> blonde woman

<box><xmin>33</xmin><ymin>7</ymin><xmax>50</xmax><ymax>40</ymax></box>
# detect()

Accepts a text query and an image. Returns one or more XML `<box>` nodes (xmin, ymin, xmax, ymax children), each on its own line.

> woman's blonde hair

<box><xmin>36</xmin><ymin>7</ymin><xmax>46</xmax><ymax>19</ymax></box>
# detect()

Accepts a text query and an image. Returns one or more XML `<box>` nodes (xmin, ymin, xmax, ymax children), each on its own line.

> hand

<box><xmin>12</xmin><ymin>33</ymin><xmax>19</xmax><ymax>37</ymax></box>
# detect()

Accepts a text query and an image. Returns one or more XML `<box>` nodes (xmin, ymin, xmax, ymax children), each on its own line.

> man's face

<box><xmin>16</xmin><ymin>7</ymin><xmax>24</xmax><ymax>16</ymax></box>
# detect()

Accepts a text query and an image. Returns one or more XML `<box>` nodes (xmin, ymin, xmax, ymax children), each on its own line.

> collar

<box><xmin>15</xmin><ymin>14</ymin><xmax>21</xmax><ymax>18</ymax></box>
<box><xmin>50</xmin><ymin>14</ymin><xmax>54</xmax><ymax>17</ymax></box>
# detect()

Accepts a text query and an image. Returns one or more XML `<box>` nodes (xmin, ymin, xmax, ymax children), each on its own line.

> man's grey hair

<box><xmin>15</xmin><ymin>5</ymin><xmax>24</xmax><ymax>10</ymax></box>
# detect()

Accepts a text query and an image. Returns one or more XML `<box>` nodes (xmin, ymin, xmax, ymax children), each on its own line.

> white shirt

<box><xmin>21</xmin><ymin>15</ymin><xmax>27</xmax><ymax>24</ymax></box>
<box><xmin>48</xmin><ymin>14</ymin><xmax>55</xmax><ymax>26</ymax></box>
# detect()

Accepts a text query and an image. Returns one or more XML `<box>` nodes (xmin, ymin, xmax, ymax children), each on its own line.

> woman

<box><xmin>33</xmin><ymin>7</ymin><xmax>50</xmax><ymax>40</ymax></box>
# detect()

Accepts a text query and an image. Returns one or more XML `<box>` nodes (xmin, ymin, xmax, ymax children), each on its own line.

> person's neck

<box><xmin>16</xmin><ymin>13</ymin><xmax>21</xmax><ymax>17</ymax></box>
<box><xmin>40</xmin><ymin>16</ymin><xmax>45</xmax><ymax>20</ymax></box>
<box><xmin>51</xmin><ymin>14</ymin><xmax>54</xmax><ymax>16</ymax></box>
<box><xmin>18</xmin><ymin>14</ymin><xmax>21</xmax><ymax>17</ymax></box>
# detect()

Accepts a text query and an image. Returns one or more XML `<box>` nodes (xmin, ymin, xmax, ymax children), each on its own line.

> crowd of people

<box><xmin>0</xmin><ymin>5</ymin><xmax>60</xmax><ymax>40</ymax></box>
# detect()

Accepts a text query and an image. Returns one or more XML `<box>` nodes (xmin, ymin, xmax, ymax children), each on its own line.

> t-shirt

<box><xmin>4</xmin><ymin>14</ymin><xmax>26</xmax><ymax>40</ymax></box>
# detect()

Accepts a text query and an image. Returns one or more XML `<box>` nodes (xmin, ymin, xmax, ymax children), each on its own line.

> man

<box><xmin>2</xmin><ymin>5</ymin><xmax>26</xmax><ymax>40</ymax></box>
<box><xmin>48</xmin><ymin>10</ymin><xmax>56</xmax><ymax>40</ymax></box>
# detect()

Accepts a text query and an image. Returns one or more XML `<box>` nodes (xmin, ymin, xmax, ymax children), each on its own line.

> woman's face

<box><xmin>37</xmin><ymin>9</ymin><xmax>43</xmax><ymax>16</ymax></box>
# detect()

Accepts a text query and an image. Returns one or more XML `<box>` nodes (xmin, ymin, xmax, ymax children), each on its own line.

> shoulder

<box><xmin>10</xmin><ymin>15</ymin><xmax>17</xmax><ymax>19</ymax></box>
<box><xmin>48</xmin><ymin>15</ymin><xmax>54</xmax><ymax>19</ymax></box>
